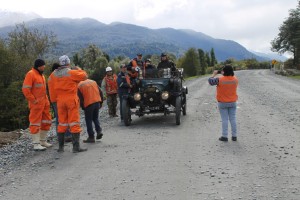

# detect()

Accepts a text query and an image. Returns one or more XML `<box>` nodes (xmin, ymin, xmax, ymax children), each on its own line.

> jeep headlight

<box><xmin>161</xmin><ymin>91</ymin><xmax>169</xmax><ymax>100</ymax></box>
<box><xmin>134</xmin><ymin>93</ymin><xmax>141</xmax><ymax>101</ymax></box>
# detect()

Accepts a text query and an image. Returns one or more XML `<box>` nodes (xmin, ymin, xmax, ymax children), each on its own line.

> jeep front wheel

<box><xmin>175</xmin><ymin>96</ymin><xmax>181</xmax><ymax>125</ymax></box>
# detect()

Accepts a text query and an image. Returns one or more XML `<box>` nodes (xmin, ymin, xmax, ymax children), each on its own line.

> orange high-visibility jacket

<box><xmin>22</xmin><ymin>68</ymin><xmax>48</xmax><ymax>106</ymax></box>
<box><xmin>49</xmin><ymin>67</ymin><xmax>88</xmax><ymax>99</ymax></box>
<box><xmin>216</xmin><ymin>76</ymin><xmax>238</xmax><ymax>102</ymax></box>
<box><xmin>78</xmin><ymin>79</ymin><xmax>101</xmax><ymax>108</ymax></box>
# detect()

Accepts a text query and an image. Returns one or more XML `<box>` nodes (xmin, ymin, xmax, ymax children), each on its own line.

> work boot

<box><xmin>64</xmin><ymin>135</ymin><xmax>72</xmax><ymax>143</ymax></box>
<box><xmin>83</xmin><ymin>137</ymin><xmax>95</xmax><ymax>143</ymax></box>
<box><xmin>57</xmin><ymin>133</ymin><xmax>65</xmax><ymax>152</ymax></box>
<box><xmin>96</xmin><ymin>131</ymin><xmax>103</xmax><ymax>140</ymax></box>
<box><xmin>72</xmin><ymin>133</ymin><xmax>87</xmax><ymax>153</ymax></box>
<box><xmin>31</xmin><ymin>133</ymin><xmax>46</xmax><ymax>151</ymax></box>
<box><xmin>40</xmin><ymin>130</ymin><xmax>52</xmax><ymax>148</ymax></box>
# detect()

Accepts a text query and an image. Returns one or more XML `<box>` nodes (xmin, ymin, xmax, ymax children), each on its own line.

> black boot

<box><xmin>72</xmin><ymin>133</ymin><xmax>87</xmax><ymax>153</ymax></box>
<box><xmin>96</xmin><ymin>130</ymin><xmax>103</xmax><ymax>140</ymax></box>
<box><xmin>57</xmin><ymin>133</ymin><xmax>65</xmax><ymax>152</ymax></box>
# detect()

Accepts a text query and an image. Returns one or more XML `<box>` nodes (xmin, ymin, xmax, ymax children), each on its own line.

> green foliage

<box><xmin>0</xmin><ymin>23</ymin><xmax>57</xmax><ymax>131</ymax></box>
<box><xmin>210</xmin><ymin>48</ymin><xmax>218</xmax><ymax>66</ymax></box>
<box><xmin>271</xmin><ymin>1</ymin><xmax>300</xmax><ymax>67</ymax></box>
<box><xmin>0</xmin><ymin>81</ymin><xmax>29</xmax><ymax>131</ymax></box>
<box><xmin>177</xmin><ymin>48</ymin><xmax>199</xmax><ymax>77</ymax></box>
<box><xmin>198</xmin><ymin>49</ymin><xmax>207</xmax><ymax>75</ymax></box>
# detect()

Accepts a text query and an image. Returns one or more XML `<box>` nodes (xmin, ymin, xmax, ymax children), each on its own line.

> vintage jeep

<box><xmin>122</xmin><ymin>68</ymin><xmax>188</xmax><ymax>126</ymax></box>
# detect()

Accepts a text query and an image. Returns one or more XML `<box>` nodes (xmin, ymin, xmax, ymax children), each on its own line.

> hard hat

<box><xmin>106</xmin><ymin>66</ymin><xmax>112</xmax><ymax>72</ymax></box>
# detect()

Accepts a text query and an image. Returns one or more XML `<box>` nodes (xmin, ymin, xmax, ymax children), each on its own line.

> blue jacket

<box><xmin>117</xmin><ymin>71</ymin><xmax>131</xmax><ymax>95</ymax></box>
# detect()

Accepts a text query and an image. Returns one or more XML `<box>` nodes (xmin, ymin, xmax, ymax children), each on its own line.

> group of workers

<box><xmin>22</xmin><ymin>53</ymin><xmax>175</xmax><ymax>153</ymax></box>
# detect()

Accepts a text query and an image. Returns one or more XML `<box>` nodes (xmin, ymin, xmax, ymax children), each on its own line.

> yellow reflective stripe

<box><xmin>59</xmin><ymin>123</ymin><xmax>69</xmax><ymax>127</ymax></box>
<box><xmin>30</xmin><ymin>123</ymin><xmax>41</xmax><ymax>126</ymax></box>
<box><xmin>34</xmin><ymin>83</ymin><xmax>44</xmax><ymax>88</ymax></box>
<box><xmin>69</xmin><ymin>122</ymin><xmax>80</xmax><ymax>126</ymax></box>
<box><xmin>22</xmin><ymin>85</ymin><xmax>32</xmax><ymax>88</ymax></box>
<box><xmin>41</xmin><ymin>120</ymin><xmax>52</xmax><ymax>124</ymax></box>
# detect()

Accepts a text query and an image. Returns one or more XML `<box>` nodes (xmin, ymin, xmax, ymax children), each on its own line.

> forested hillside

<box><xmin>0</xmin><ymin>17</ymin><xmax>265</xmax><ymax>61</ymax></box>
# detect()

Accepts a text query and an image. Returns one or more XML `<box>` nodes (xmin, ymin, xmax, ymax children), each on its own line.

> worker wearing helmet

<box><xmin>101</xmin><ymin>66</ymin><xmax>118</xmax><ymax>117</ymax></box>
<box><xmin>48</xmin><ymin>55</ymin><xmax>88</xmax><ymax>153</ymax></box>
<box><xmin>22</xmin><ymin>59</ymin><xmax>52</xmax><ymax>151</ymax></box>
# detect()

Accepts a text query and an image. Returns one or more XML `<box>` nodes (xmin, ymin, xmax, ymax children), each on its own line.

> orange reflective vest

<box><xmin>78</xmin><ymin>79</ymin><xmax>101</xmax><ymax>108</ymax></box>
<box><xmin>102</xmin><ymin>74</ymin><xmax>118</xmax><ymax>95</ymax></box>
<box><xmin>216</xmin><ymin>76</ymin><xmax>238</xmax><ymax>102</ymax></box>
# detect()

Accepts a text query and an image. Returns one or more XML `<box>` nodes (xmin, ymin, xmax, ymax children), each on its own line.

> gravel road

<box><xmin>0</xmin><ymin>69</ymin><xmax>299</xmax><ymax>200</ymax></box>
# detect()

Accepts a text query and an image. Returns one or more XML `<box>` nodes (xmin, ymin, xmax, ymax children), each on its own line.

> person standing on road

<box><xmin>101</xmin><ymin>67</ymin><xmax>118</xmax><ymax>117</ymax></box>
<box><xmin>22</xmin><ymin>59</ymin><xmax>52</xmax><ymax>151</ymax></box>
<box><xmin>117</xmin><ymin>64</ymin><xmax>132</xmax><ymax>121</ymax></box>
<box><xmin>208</xmin><ymin>65</ymin><xmax>238</xmax><ymax>142</ymax></box>
<box><xmin>78</xmin><ymin>79</ymin><xmax>103</xmax><ymax>143</ymax></box>
<box><xmin>48</xmin><ymin>63</ymin><xmax>72</xmax><ymax>143</ymax></box>
<box><xmin>48</xmin><ymin>55</ymin><xmax>88</xmax><ymax>153</ymax></box>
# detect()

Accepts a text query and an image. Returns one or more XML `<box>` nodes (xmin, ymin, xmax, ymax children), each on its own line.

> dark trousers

<box><xmin>118</xmin><ymin>94</ymin><xmax>124</xmax><ymax>120</ymax></box>
<box><xmin>84</xmin><ymin>102</ymin><xmax>101</xmax><ymax>138</ymax></box>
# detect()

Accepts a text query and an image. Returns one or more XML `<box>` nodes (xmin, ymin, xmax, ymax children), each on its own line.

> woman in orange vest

<box><xmin>101</xmin><ymin>67</ymin><xmax>118</xmax><ymax>117</ymax></box>
<box><xmin>22</xmin><ymin>59</ymin><xmax>52</xmax><ymax>151</ymax></box>
<box><xmin>208</xmin><ymin>65</ymin><xmax>238</xmax><ymax>142</ymax></box>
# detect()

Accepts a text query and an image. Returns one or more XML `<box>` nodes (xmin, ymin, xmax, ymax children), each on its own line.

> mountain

<box><xmin>250</xmin><ymin>51</ymin><xmax>288</xmax><ymax>62</ymax></box>
<box><xmin>0</xmin><ymin>17</ymin><xmax>266</xmax><ymax>62</ymax></box>
<box><xmin>0</xmin><ymin>10</ymin><xmax>41</xmax><ymax>28</ymax></box>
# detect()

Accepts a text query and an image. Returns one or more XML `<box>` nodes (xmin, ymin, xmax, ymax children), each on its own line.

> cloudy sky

<box><xmin>1</xmin><ymin>0</ymin><xmax>299</xmax><ymax>54</ymax></box>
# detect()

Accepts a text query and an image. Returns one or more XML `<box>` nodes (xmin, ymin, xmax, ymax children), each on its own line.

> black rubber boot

<box><xmin>96</xmin><ymin>130</ymin><xmax>103</xmax><ymax>140</ymax></box>
<box><xmin>72</xmin><ymin>133</ymin><xmax>87</xmax><ymax>153</ymax></box>
<box><xmin>57</xmin><ymin>133</ymin><xmax>65</xmax><ymax>152</ymax></box>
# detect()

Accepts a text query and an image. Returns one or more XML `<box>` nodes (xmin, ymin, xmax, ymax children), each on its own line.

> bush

<box><xmin>0</xmin><ymin>81</ymin><xmax>29</xmax><ymax>131</ymax></box>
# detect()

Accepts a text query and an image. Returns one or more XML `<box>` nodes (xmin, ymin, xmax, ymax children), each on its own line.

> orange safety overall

<box><xmin>22</xmin><ymin>68</ymin><xmax>52</xmax><ymax>134</ymax></box>
<box><xmin>48</xmin><ymin>67</ymin><xmax>87</xmax><ymax>134</ymax></box>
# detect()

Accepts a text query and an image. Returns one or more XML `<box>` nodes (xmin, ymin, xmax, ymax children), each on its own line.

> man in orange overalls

<box><xmin>22</xmin><ymin>59</ymin><xmax>52</xmax><ymax>151</ymax></box>
<box><xmin>48</xmin><ymin>55</ymin><xmax>88</xmax><ymax>153</ymax></box>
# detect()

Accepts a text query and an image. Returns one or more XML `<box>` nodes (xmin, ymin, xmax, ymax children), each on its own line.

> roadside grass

<box><xmin>288</xmin><ymin>75</ymin><xmax>300</xmax><ymax>80</ymax></box>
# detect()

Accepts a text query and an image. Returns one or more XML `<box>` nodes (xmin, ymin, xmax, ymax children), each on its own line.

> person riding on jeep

<box><xmin>157</xmin><ymin>53</ymin><xmax>176</xmax><ymax>72</ymax></box>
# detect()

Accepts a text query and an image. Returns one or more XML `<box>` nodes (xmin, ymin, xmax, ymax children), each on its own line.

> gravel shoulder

<box><xmin>0</xmin><ymin>70</ymin><xmax>299</xmax><ymax>200</ymax></box>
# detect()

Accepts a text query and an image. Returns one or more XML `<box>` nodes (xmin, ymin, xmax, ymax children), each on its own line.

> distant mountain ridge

<box><xmin>0</xmin><ymin>16</ymin><xmax>278</xmax><ymax>62</ymax></box>
<box><xmin>0</xmin><ymin>10</ymin><xmax>41</xmax><ymax>28</ymax></box>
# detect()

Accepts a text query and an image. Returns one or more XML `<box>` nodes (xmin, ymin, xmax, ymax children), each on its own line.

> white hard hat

<box><xmin>106</xmin><ymin>66</ymin><xmax>112</xmax><ymax>72</ymax></box>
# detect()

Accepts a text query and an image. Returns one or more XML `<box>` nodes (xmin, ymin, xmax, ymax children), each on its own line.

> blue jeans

<box><xmin>218</xmin><ymin>102</ymin><xmax>237</xmax><ymax>138</ymax></box>
<box><xmin>52</xmin><ymin>103</ymin><xmax>71</xmax><ymax>137</ymax></box>
<box><xmin>84</xmin><ymin>102</ymin><xmax>101</xmax><ymax>137</ymax></box>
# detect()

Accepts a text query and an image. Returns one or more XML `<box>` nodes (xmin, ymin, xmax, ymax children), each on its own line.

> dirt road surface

<box><xmin>0</xmin><ymin>70</ymin><xmax>299</xmax><ymax>200</ymax></box>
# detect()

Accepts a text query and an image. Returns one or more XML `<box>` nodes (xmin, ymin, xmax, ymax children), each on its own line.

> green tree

<box><xmin>81</xmin><ymin>44</ymin><xmax>103</xmax><ymax>70</ymax></box>
<box><xmin>178</xmin><ymin>48</ymin><xmax>199</xmax><ymax>77</ymax></box>
<box><xmin>205</xmin><ymin>52</ymin><xmax>211</xmax><ymax>67</ymax></box>
<box><xmin>0</xmin><ymin>23</ymin><xmax>57</xmax><ymax>131</ymax></box>
<box><xmin>271</xmin><ymin>1</ymin><xmax>300</xmax><ymax>67</ymax></box>
<box><xmin>198</xmin><ymin>49</ymin><xmax>207</xmax><ymax>75</ymax></box>
<box><xmin>8</xmin><ymin>23</ymin><xmax>57</xmax><ymax>70</ymax></box>
<box><xmin>210</xmin><ymin>48</ymin><xmax>217</xmax><ymax>66</ymax></box>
